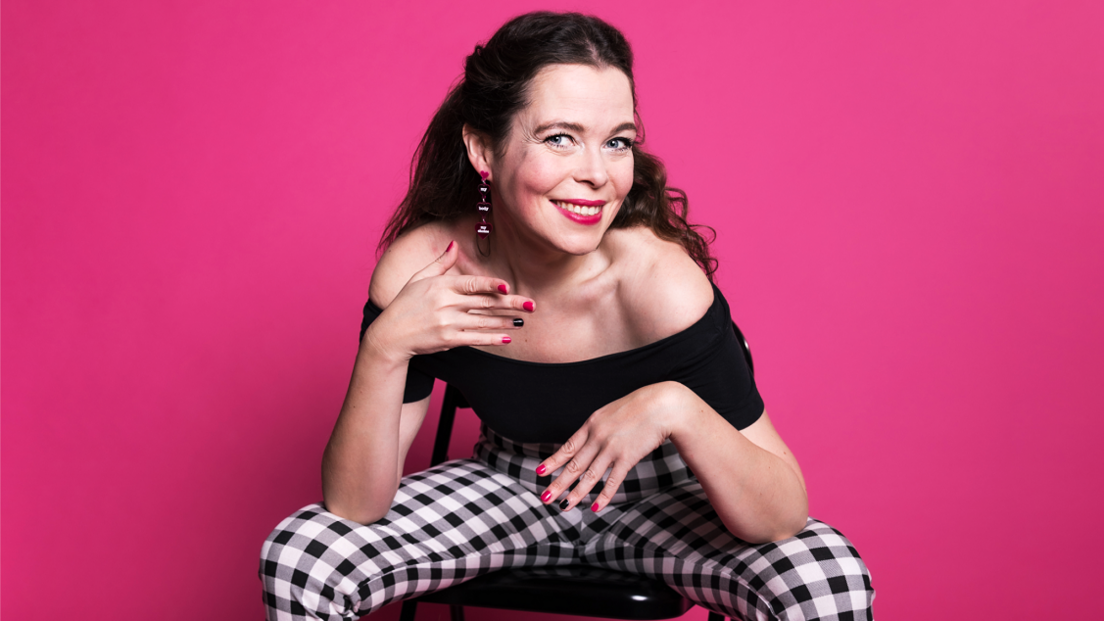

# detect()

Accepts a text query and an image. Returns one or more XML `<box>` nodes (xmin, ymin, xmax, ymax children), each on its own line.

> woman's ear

<box><xmin>462</xmin><ymin>124</ymin><xmax>494</xmax><ymax>179</ymax></box>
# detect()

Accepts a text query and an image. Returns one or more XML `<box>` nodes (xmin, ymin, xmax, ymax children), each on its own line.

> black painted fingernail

<box><xmin>559</xmin><ymin>499</ymin><xmax>570</xmax><ymax>511</ymax></box>
<box><xmin>513</xmin><ymin>318</ymin><xmax>524</xmax><ymax>327</ymax></box>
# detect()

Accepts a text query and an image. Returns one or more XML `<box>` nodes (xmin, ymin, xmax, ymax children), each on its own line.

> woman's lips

<box><xmin>557</xmin><ymin>199</ymin><xmax>605</xmax><ymax>206</ymax></box>
<box><xmin>551</xmin><ymin>199</ymin><xmax>605</xmax><ymax>224</ymax></box>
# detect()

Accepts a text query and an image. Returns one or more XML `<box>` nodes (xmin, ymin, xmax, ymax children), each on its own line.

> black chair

<box><xmin>397</xmin><ymin>323</ymin><xmax>753</xmax><ymax>621</ymax></box>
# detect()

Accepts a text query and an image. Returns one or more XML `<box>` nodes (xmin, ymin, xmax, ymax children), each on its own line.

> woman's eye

<box><xmin>544</xmin><ymin>134</ymin><xmax>572</xmax><ymax>147</ymax></box>
<box><xmin>607</xmin><ymin>137</ymin><xmax>634</xmax><ymax>151</ymax></box>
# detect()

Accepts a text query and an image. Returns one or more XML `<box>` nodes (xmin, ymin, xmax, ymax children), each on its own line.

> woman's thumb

<box><xmin>425</xmin><ymin>240</ymin><xmax>458</xmax><ymax>275</ymax></box>
<box><xmin>407</xmin><ymin>240</ymin><xmax>458</xmax><ymax>285</ymax></box>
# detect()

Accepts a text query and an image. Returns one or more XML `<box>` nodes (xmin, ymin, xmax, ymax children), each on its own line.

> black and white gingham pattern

<box><xmin>261</xmin><ymin>425</ymin><xmax>873</xmax><ymax>620</ymax></box>
<box><xmin>583</xmin><ymin>480</ymin><xmax>873</xmax><ymax>620</ymax></box>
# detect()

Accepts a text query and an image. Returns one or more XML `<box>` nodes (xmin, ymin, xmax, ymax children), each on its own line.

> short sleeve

<box><xmin>359</xmin><ymin>299</ymin><xmax>436</xmax><ymax>403</ymax></box>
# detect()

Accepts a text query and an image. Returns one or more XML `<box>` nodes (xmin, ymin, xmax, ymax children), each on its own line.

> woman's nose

<box><xmin>572</xmin><ymin>146</ymin><xmax>609</xmax><ymax>188</ymax></box>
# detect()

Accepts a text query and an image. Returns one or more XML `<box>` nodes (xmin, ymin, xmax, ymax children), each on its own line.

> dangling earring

<box><xmin>475</xmin><ymin>170</ymin><xmax>493</xmax><ymax>239</ymax></box>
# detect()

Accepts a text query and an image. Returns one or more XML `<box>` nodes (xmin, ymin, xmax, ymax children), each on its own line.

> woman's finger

<box><xmin>548</xmin><ymin>449</ymin><xmax>600</xmax><ymax>510</ymax></box>
<box><xmin>403</xmin><ymin>244</ymin><xmax>533</xmax><ymax>313</ymax></box>
<box><xmin>539</xmin><ymin>435</ymin><xmax>603</xmax><ymax>509</ymax></box>
<box><xmin>456</xmin><ymin>314</ymin><xmax>525</xmax><ymax>332</ymax></box>
<box><xmin>450</xmin><ymin>331</ymin><xmax>516</xmax><ymax>347</ymax></box>
<box><xmin>455</xmin><ymin>291</ymin><xmax>536</xmax><ymax>315</ymax></box>
<box><xmin>560</xmin><ymin>450</ymin><xmax>615</xmax><ymax>511</ymax></box>
<box><xmin>452</xmin><ymin>274</ymin><xmax>512</xmax><ymax>297</ymax></box>
<box><xmin>589</xmin><ymin>461</ymin><xmax>633</xmax><ymax>513</ymax></box>
<box><xmin>536</xmin><ymin>428</ymin><xmax>587</xmax><ymax>482</ymax></box>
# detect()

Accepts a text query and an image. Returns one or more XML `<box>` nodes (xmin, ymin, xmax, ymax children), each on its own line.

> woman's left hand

<box><xmin>535</xmin><ymin>381</ymin><xmax>694</xmax><ymax>512</ymax></box>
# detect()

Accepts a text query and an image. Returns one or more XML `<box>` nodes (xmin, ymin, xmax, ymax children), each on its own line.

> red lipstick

<box><xmin>550</xmin><ymin>199</ymin><xmax>605</xmax><ymax>225</ymax></box>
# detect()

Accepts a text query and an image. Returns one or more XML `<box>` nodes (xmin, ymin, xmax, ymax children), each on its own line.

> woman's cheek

<box><xmin>613</xmin><ymin>159</ymin><xmax>634</xmax><ymax>197</ymax></box>
<box><xmin>531</xmin><ymin>158</ymin><xmax>570</xmax><ymax>193</ymax></box>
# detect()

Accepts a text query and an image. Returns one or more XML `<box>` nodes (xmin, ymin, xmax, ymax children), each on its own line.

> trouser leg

<box><xmin>259</xmin><ymin>458</ymin><xmax>578</xmax><ymax>621</ymax></box>
<box><xmin>582</xmin><ymin>480</ymin><xmax>875</xmax><ymax>621</ymax></box>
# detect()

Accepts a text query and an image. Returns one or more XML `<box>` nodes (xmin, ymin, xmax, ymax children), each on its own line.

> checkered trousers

<box><xmin>260</xmin><ymin>425</ymin><xmax>874</xmax><ymax>620</ymax></box>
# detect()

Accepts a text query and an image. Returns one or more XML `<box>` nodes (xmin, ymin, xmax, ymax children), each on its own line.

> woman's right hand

<box><xmin>363</xmin><ymin>240</ymin><xmax>535</xmax><ymax>362</ymax></box>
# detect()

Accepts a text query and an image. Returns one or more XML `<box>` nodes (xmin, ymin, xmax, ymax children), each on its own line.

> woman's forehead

<box><xmin>517</xmin><ymin>64</ymin><xmax>635</xmax><ymax>132</ymax></box>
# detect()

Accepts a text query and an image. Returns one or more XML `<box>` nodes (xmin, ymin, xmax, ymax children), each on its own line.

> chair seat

<box><xmin>416</xmin><ymin>565</ymin><xmax>693</xmax><ymax>620</ymax></box>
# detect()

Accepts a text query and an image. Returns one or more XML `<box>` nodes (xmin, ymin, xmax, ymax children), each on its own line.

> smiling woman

<box><xmin>463</xmin><ymin>63</ymin><xmax>637</xmax><ymax>255</ymax></box>
<box><xmin>260</xmin><ymin>11</ymin><xmax>874</xmax><ymax>621</ymax></box>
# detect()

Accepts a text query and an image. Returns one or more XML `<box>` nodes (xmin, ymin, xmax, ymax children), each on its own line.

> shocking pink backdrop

<box><xmin>4</xmin><ymin>1</ymin><xmax>1102</xmax><ymax>619</ymax></box>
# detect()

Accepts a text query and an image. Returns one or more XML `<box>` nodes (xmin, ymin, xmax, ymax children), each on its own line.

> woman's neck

<box><xmin>477</xmin><ymin>215</ymin><xmax>612</xmax><ymax>300</ymax></box>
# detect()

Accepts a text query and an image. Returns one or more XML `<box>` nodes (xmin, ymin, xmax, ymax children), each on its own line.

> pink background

<box><xmin>4</xmin><ymin>1</ymin><xmax>1102</xmax><ymax>619</ymax></box>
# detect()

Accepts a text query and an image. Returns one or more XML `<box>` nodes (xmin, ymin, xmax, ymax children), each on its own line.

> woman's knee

<box><xmin>260</xmin><ymin>503</ymin><xmax>376</xmax><ymax>620</ymax></box>
<box><xmin>737</xmin><ymin>518</ymin><xmax>874</xmax><ymax>620</ymax></box>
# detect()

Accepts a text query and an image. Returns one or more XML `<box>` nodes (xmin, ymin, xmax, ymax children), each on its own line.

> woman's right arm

<box><xmin>321</xmin><ymin>238</ymin><xmax>532</xmax><ymax>525</ymax></box>
<box><xmin>321</xmin><ymin>335</ymin><xmax>430</xmax><ymax>525</ymax></box>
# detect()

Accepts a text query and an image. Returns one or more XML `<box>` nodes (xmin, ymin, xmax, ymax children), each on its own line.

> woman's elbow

<box><xmin>724</xmin><ymin>495</ymin><xmax>809</xmax><ymax>544</ymax></box>
<box><xmin>322</xmin><ymin>497</ymin><xmax>390</xmax><ymax>526</ymax></box>
<box><xmin>321</xmin><ymin>473</ymin><xmax>398</xmax><ymax>526</ymax></box>
<box><xmin>321</xmin><ymin>457</ymin><xmax>400</xmax><ymax>526</ymax></box>
<box><xmin>766</xmin><ymin>489</ymin><xmax>811</xmax><ymax>542</ymax></box>
<box><xmin>770</xmin><ymin>505</ymin><xmax>810</xmax><ymax>542</ymax></box>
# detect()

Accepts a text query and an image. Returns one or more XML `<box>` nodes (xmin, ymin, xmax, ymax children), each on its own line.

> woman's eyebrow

<box><xmin>533</xmin><ymin>121</ymin><xmax>586</xmax><ymax>134</ymax></box>
<box><xmin>533</xmin><ymin>121</ymin><xmax>638</xmax><ymax>135</ymax></box>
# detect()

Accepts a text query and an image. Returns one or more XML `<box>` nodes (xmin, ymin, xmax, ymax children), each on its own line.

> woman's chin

<box><xmin>493</xmin><ymin>216</ymin><xmax>612</xmax><ymax>258</ymax></box>
<box><xmin>552</xmin><ymin>233</ymin><xmax>608</xmax><ymax>257</ymax></box>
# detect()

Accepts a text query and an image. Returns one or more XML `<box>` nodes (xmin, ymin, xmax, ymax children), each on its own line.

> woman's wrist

<box><xmin>663</xmin><ymin>382</ymin><xmax>736</xmax><ymax>469</ymax></box>
<box><xmin>656</xmin><ymin>381</ymin><xmax>705</xmax><ymax>442</ymax></box>
<box><xmin>358</xmin><ymin>320</ymin><xmax>410</xmax><ymax>369</ymax></box>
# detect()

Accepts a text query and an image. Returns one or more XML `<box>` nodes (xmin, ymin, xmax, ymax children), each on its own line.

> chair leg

<box><xmin>398</xmin><ymin>600</ymin><xmax>418</xmax><ymax>621</ymax></box>
<box><xmin>449</xmin><ymin>604</ymin><xmax>465</xmax><ymax>621</ymax></box>
<box><xmin>707</xmin><ymin>612</ymin><xmax>725</xmax><ymax>621</ymax></box>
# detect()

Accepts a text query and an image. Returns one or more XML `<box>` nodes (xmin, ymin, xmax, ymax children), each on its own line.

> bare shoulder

<box><xmin>368</xmin><ymin>222</ymin><xmax>453</xmax><ymax>308</ymax></box>
<box><xmin>603</xmin><ymin>226</ymin><xmax>714</xmax><ymax>342</ymax></box>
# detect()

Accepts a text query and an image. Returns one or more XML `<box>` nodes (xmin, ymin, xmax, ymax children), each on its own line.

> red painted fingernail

<box><xmin>523</xmin><ymin>301</ymin><xmax>534</xmax><ymax>312</ymax></box>
<box><xmin>502</xmin><ymin>336</ymin><xmax>512</xmax><ymax>344</ymax></box>
<box><xmin>498</xmin><ymin>284</ymin><xmax>508</xmax><ymax>294</ymax></box>
<box><xmin>446</xmin><ymin>241</ymin><xmax>454</xmax><ymax>252</ymax></box>
<box><xmin>536</xmin><ymin>465</ymin><xmax>547</xmax><ymax>475</ymax></box>
<box><xmin>541</xmin><ymin>491</ymin><xmax>552</xmax><ymax>503</ymax></box>
<box><xmin>591</xmin><ymin>502</ymin><xmax>600</xmax><ymax>512</ymax></box>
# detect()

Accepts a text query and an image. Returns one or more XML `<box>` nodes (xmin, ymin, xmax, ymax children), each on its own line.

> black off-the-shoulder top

<box><xmin>359</xmin><ymin>283</ymin><xmax>764</xmax><ymax>443</ymax></box>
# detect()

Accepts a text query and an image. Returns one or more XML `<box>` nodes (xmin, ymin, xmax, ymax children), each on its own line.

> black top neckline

<box><xmin>361</xmin><ymin>281</ymin><xmax>763</xmax><ymax>440</ymax></box>
<box><xmin>366</xmin><ymin>282</ymin><xmax>721</xmax><ymax>369</ymax></box>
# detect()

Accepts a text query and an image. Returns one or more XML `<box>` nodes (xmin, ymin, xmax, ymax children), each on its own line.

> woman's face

<box><xmin>490</xmin><ymin>63</ymin><xmax>637</xmax><ymax>256</ymax></box>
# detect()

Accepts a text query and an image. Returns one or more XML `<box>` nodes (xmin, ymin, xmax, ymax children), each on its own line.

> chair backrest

<box><xmin>429</xmin><ymin>321</ymin><xmax>753</xmax><ymax>468</ymax></box>
<box><xmin>429</xmin><ymin>383</ymin><xmax>469</xmax><ymax>467</ymax></box>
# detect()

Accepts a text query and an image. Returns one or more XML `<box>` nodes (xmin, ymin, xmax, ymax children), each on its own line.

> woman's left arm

<box><xmin>537</xmin><ymin>381</ymin><xmax>808</xmax><ymax>544</ymax></box>
<box><xmin>668</xmin><ymin>384</ymin><xmax>808</xmax><ymax>543</ymax></box>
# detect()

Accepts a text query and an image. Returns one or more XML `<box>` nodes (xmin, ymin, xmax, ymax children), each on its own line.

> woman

<box><xmin>261</xmin><ymin>12</ymin><xmax>873</xmax><ymax>621</ymax></box>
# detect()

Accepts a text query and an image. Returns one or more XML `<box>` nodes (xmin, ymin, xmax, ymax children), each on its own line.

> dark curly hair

<box><xmin>380</xmin><ymin>11</ymin><xmax>717</xmax><ymax>278</ymax></box>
